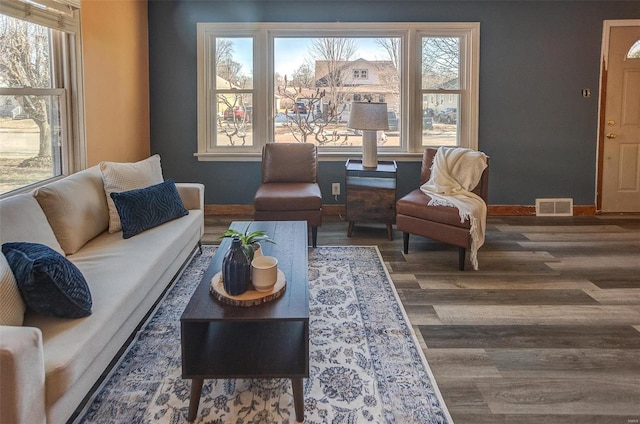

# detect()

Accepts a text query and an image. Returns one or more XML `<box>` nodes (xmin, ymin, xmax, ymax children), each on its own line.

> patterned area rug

<box><xmin>76</xmin><ymin>246</ymin><xmax>451</xmax><ymax>424</ymax></box>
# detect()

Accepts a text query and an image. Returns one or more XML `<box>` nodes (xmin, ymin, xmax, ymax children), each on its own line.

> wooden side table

<box><xmin>345</xmin><ymin>159</ymin><xmax>397</xmax><ymax>240</ymax></box>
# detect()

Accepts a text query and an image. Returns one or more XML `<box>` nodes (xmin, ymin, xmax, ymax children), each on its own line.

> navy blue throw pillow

<box><xmin>1</xmin><ymin>242</ymin><xmax>92</xmax><ymax>318</ymax></box>
<box><xmin>110</xmin><ymin>179</ymin><xmax>189</xmax><ymax>239</ymax></box>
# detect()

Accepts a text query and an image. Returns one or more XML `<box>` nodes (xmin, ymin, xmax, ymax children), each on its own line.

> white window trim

<box><xmin>414</xmin><ymin>25</ymin><xmax>480</xmax><ymax>154</ymax></box>
<box><xmin>197</xmin><ymin>28</ymin><xmax>263</xmax><ymax>156</ymax></box>
<box><xmin>196</xmin><ymin>22</ymin><xmax>479</xmax><ymax>161</ymax></box>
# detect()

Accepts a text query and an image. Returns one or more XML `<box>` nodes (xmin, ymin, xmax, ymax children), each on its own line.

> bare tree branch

<box><xmin>310</xmin><ymin>37</ymin><xmax>357</xmax><ymax>114</ymax></box>
<box><xmin>0</xmin><ymin>16</ymin><xmax>52</xmax><ymax>162</ymax></box>
<box><xmin>422</xmin><ymin>37</ymin><xmax>460</xmax><ymax>88</ymax></box>
<box><xmin>291</xmin><ymin>61</ymin><xmax>314</xmax><ymax>88</ymax></box>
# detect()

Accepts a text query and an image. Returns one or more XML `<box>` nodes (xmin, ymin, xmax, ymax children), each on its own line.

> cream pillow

<box><xmin>34</xmin><ymin>166</ymin><xmax>109</xmax><ymax>255</ymax></box>
<box><xmin>0</xmin><ymin>252</ymin><xmax>25</xmax><ymax>326</ymax></box>
<box><xmin>0</xmin><ymin>193</ymin><xmax>65</xmax><ymax>255</ymax></box>
<box><xmin>100</xmin><ymin>155</ymin><xmax>164</xmax><ymax>233</ymax></box>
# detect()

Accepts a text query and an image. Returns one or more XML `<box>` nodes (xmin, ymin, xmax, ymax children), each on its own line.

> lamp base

<box><xmin>362</xmin><ymin>130</ymin><xmax>378</xmax><ymax>169</ymax></box>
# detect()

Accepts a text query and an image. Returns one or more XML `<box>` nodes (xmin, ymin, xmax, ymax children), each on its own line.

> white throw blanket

<box><xmin>420</xmin><ymin>147</ymin><xmax>488</xmax><ymax>270</ymax></box>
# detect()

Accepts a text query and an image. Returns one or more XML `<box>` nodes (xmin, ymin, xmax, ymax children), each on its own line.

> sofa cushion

<box><xmin>34</xmin><ymin>167</ymin><xmax>109</xmax><ymax>255</ymax></box>
<box><xmin>0</xmin><ymin>194</ymin><xmax>64</xmax><ymax>256</ymax></box>
<box><xmin>0</xmin><ymin>253</ymin><xmax>25</xmax><ymax>326</ymax></box>
<box><xmin>23</xmin><ymin>209</ymin><xmax>203</xmax><ymax>407</ymax></box>
<box><xmin>110</xmin><ymin>179</ymin><xmax>188</xmax><ymax>239</ymax></box>
<box><xmin>100</xmin><ymin>155</ymin><xmax>164</xmax><ymax>234</ymax></box>
<box><xmin>1</xmin><ymin>243</ymin><xmax>92</xmax><ymax>319</ymax></box>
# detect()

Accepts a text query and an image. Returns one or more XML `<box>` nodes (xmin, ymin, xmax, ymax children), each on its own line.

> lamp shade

<box><xmin>348</xmin><ymin>102</ymin><xmax>389</xmax><ymax>131</ymax></box>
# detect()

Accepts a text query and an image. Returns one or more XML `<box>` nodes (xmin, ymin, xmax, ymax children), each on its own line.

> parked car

<box><xmin>436</xmin><ymin>108</ymin><xmax>457</xmax><ymax>124</ymax></box>
<box><xmin>387</xmin><ymin>111</ymin><xmax>399</xmax><ymax>131</ymax></box>
<box><xmin>223</xmin><ymin>106</ymin><xmax>250</xmax><ymax>121</ymax></box>
<box><xmin>422</xmin><ymin>112</ymin><xmax>433</xmax><ymax>130</ymax></box>
<box><xmin>294</xmin><ymin>101</ymin><xmax>308</xmax><ymax>114</ymax></box>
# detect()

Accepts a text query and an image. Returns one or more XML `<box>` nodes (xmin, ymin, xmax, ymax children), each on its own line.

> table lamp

<box><xmin>347</xmin><ymin>101</ymin><xmax>389</xmax><ymax>168</ymax></box>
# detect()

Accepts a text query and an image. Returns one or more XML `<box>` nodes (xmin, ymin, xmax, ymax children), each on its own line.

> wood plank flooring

<box><xmin>203</xmin><ymin>214</ymin><xmax>640</xmax><ymax>424</ymax></box>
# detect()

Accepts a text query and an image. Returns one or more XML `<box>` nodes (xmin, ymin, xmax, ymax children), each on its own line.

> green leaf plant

<box><xmin>219</xmin><ymin>223</ymin><xmax>276</xmax><ymax>262</ymax></box>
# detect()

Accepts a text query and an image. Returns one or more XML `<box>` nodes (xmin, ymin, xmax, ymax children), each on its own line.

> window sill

<box><xmin>194</xmin><ymin>151</ymin><xmax>425</xmax><ymax>162</ymax></box>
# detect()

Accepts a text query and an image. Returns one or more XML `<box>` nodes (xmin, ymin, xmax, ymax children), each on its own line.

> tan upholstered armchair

<box><xmin>253</xmin><ymin>143</ymin><xmax>322</xmax><ymax>247</ymax></box>
<box><xmin>396</xmin><ymin>148</ymin><xmax>489</xmax><ymax>270</ymax></box>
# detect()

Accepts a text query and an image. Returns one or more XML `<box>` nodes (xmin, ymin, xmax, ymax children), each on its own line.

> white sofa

<box><xmin>0</xmin><ymin>165</ymin><xmax>204</xmax><ymax>424</ymax></box>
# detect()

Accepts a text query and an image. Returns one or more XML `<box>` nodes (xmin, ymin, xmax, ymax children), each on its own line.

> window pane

<box><xmin>422</xmin><ymin>37</ymin><xmax>460</xmax><ymax>90</ymax></box>
<box><xmin>627</xmin><ymin>40</ymin><xmax>640</xmax><ymax>59</ymax></box>
<box><xmin>421</xmin><ymin>93</ymin><xmax>458</xmax><ymax>147</ymax></box>
<box><xmin>273</xmin><ymin>37</ymin><xmax>401</xmax><ymax>147</ymax></box>
<box><xmin>0</xmin><ymin>16</ymin><xmax>52</xmax><ymax>89</ymax></box>
<box><xmin>215</xmin><ymin>93</ymin><xmax>253</xmax><ymax>146</ymax></box>
<box><xmin>0</xmin><ymin>95</ymin><xmax>63</xmax><ymax>194</ymax></box>
<box><xmin>215</xmin><ymin>37</ymin><xmax>253</xmax><ymax>90</ymax></box>
<box><xmin>213</xmin><ymin>37</ymin><xmax>253</xmax><ymax>147</ymax></box>
<box><xmin>0</xmin><ymin>16</ymin><xmax>62</xmax><ymax>195</ymax></box>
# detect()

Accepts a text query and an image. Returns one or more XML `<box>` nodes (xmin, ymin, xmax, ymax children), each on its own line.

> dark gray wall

<box><xmin>148</xmin><ymin>1</ymin><xmax>639</xmax><ymax>206</ymax></box>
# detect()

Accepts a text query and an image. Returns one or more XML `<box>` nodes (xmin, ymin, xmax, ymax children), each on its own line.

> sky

<box><xmin>230</xmin><ymin>37</ymin><xmax>396</xmax><ymax>79</ymax></box>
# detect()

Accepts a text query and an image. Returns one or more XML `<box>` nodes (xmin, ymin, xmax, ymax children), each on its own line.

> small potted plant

<box><xmin>219</xmin><ymin>223</ymin><xmax>275</xmax><ymax>262</ymax></box>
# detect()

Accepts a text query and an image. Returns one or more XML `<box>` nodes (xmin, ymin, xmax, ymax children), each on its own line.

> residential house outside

<box><xmin>313</xmin><ymin>58</ymin><xmax>400</xmax><ymax>124</ymax></box>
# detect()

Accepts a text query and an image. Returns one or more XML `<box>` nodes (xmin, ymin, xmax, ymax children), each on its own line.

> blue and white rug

<box><xmin>76</xmin><ymin>246</ymin><xmax>451</xmax><ymax>424</ymax></box>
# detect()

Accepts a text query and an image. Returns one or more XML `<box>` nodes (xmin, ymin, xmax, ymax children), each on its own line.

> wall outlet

<box><xmin>332</xmin><ymin>183</ymin><xmax>341</xmax><ymax>196</ymax></box>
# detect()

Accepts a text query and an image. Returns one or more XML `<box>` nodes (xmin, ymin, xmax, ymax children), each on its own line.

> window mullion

<box><xmin>407</xmin><ymin>28</ymin><xmax>422</xmax><ymax>153</ymax></box>
<box><xmin>255</xmin><ymin>28</ymin><xmax>268</xmax><ymax>150</ymax></box>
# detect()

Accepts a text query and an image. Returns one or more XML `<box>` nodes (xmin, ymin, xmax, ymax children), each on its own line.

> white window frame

<box><xmin>196</xmin><ymin>22</ymin><xmax>479</xmax><ymax>161</ymax></box>
<box><xmin>199</xmin><ymin>30</ymin><xmax>261</xmax><ymax>155</ymax></box>
<box><xmin>0</xmin><ymin>0</ymin><xmax>86</xmax><ymax>196</ymax></box>
<box><xmin>417</xmin><ymin>26</ymin><xmax>479</xmax><ymax>150</ymax></box>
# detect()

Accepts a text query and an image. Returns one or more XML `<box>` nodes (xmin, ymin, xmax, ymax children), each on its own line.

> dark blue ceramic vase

<box><xmin>222</xmin><ymin>237</ymin><xmax>250</xmax><ymax>295</ymax></box>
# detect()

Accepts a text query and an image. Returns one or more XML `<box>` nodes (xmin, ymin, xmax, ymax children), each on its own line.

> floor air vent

<box><xmin>535</xmin><ymin>198</ymin><xmax>574</xmax><ymax>216</ymax></box>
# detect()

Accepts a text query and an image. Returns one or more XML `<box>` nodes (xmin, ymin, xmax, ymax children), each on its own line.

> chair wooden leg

<box><xmin>311</xmin><ymin>226</ymin><xmax>318</xmax><ymax>248</ymax></box>
<box><xmin>458</xmin><ymin>247</ymin><xmax>466</xmax><ymax>271</ymax></box>
<box><xmin>403</xmin><ymin>232</ymin><xmax>409</xmax><ymax>254</ymax></box>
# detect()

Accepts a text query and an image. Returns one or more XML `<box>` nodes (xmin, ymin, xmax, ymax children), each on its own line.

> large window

<box><xmin>0</xmin><ymin>0</ymin><xmax>83</xmax><ymax>195</ymax></box>
<box><xmin>196</xmin><ymin>23</ymin><xmax>479</xmax><ymax>160</ymax></box>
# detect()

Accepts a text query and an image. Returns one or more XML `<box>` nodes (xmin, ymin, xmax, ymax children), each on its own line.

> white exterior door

<box><xmin>601</xmin><ymin>23</ymin><xmax>640</xmax><ymax>212</ymax></box>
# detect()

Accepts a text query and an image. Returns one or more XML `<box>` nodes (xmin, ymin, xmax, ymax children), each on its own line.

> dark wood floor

<box><xmin>203</xmin><ymin>214</ymin><xmax>640</xmax><ymax>424</ymax></box>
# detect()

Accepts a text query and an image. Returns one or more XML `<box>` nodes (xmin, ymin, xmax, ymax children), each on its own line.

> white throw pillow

<box><xmin>100</xmin><ymin>155</ymin><xmax>164</xmax><ymax>233</ymax></box>
<box><xmin>0</xmin><ymin>252</ymin><xmax>25</xmax><ymax>326</ymax></box>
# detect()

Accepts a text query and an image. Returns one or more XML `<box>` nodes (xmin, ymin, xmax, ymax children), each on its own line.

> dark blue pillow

<box><xmin>1</xmin><ymin>242</ymin><xmax>92</xmax><ymax>318</ymax></box>
<box><xmin>110</xmin><ymin>179</ymin><xmax>189</xmax><ymax>239</ymax></box>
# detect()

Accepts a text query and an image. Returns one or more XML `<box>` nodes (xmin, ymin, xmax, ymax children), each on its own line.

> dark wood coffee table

<box><xmin>180</xmin><ymin>220</ymin><xmax>309</xmax><ymax>423</ymax></box>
